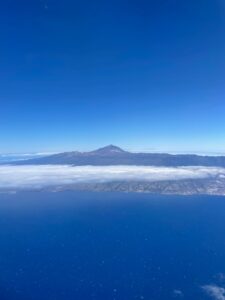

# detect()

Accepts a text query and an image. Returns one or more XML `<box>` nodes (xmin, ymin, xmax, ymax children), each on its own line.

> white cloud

<box><xmin>0</xmin><ymin>152</ymin><xmax>56</xmax><ymax>157</ymax></box>
<box><xmin>0</xmin><ymin>165</ymin><xmax>224</xmax><ymax>190</ymax></box>
<box><xmin>202</xmin><ymin>285</ymin><xmax>225</xmax><ymax>300</ymax></box>
<box><xmin>0</xmin><ymin>152</ymin><xmax>57</xmax><ymax>163</ymax></box>
<box><xmin>173</xmin><ymin>289</ymin><xmax>183</xmax><ymax>297</ymax></box>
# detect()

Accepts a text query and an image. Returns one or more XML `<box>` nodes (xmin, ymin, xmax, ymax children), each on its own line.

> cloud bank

<box><xmin>0</xmin><ymin>165</ymin><xmax>224</xmax><ymax>190</ymax></box>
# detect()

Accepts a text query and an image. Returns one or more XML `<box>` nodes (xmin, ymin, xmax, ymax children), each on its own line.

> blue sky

<box><xmin>0</xmin><ymin>0</ymin><xmax>225</xmax><ymax>153</ymax></box>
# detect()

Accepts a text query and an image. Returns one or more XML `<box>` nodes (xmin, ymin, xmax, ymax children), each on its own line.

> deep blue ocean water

<box><xmin>0</xmin><ymin>191</ymin><xmax>224</xmax><ymax>300</ymax></box>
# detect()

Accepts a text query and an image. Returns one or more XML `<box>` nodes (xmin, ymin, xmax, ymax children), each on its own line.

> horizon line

<box><xmin>1</xmin><ymin>145</ymin><xmax>225</xmax><ymax>157</ymax></box>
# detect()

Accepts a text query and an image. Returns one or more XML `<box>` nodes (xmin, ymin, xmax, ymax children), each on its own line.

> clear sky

<box><xmin>1</xmin><ymin>0</ymin><xmax>225</xmax><ymax>153</ymax></box>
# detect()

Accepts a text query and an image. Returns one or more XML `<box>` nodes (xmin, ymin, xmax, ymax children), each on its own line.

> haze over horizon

<box><xmin>1</xmin><ymin>145</ymin><xmax>225</xmax><ymax>158</ymax></box>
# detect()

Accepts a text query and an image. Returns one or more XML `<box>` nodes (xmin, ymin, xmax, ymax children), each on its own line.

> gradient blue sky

<box><xmin>1</xmin><ymin>0</ymin><xmax>225</xmax><ymax>153</ymax></box>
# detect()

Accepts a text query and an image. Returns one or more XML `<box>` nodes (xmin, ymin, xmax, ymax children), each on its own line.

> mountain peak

<box><xmin>91</xmin><ymin>145</ymin><xmax>126</xmax><ymax>155</ymax></box>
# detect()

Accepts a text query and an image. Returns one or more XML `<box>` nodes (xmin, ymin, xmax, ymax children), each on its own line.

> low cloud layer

<box><xmin>202</xmin><ymin>285</ymin><xmax>225</xmax><ymax>300</ymax></box>
<box><xmin>0</xmin><ymin>165</ymin><xmax>224</xmax><ymax>189</ymax></box>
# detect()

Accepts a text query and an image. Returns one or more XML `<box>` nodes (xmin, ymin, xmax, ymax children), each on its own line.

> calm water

<box><xmin>0</xmin><ymin>191</ymin><xmax>224</xmax><ymax>300</ymax></box>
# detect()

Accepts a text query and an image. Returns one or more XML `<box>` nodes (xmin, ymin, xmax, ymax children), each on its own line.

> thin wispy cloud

<box><xmin>173</xmin><ymin>289</ymin><xmax>183</xmax><ymax>297</ymax></box>
<box><xmin>0</xmin><ymin>152</ymin><xmax>56</xmax><ymax>157</ymax></box>
<box><xmin>0</xmin><ymin>165</ymin><xmax>224</xmax><ymax>189</ymax></box>
<box><xmin>202</xmin><ymin>285</ymin><xmax>225</xmax><ymax>300</ymax></box>
<box><xmin>0</xmin><ymin>153</ymin><xmax>58</xmax><ymax>163</ymax></box>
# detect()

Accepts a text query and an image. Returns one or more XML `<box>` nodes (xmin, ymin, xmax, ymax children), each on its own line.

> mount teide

<box><xmin>10</xmin><ymin>145</ymin><xmax>225</xmax><ymax>167</ymax></box>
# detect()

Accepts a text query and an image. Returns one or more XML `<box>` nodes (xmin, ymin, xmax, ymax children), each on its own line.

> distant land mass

<box><xmin>43</xmin><ymin>177</ymin><xmax>225</xmax><ymax>196</ymax></box>
<box><xmin>1</xmin><ymin>145</ymin><xmax>225</xmax><ymax>195</ymax></box>
<box><xmin>9</xmin><ymin>145</ymin><xmax>225</xmax><ymax>167</ymax></box>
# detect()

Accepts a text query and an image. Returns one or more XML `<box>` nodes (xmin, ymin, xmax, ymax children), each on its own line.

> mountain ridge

<box><xmin>8</xmin><ymin>145</ymin><xmax>225</xmax><ymax>167</ymax></box>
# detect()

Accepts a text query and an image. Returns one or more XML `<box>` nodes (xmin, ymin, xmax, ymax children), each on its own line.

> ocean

<box><xmin>0</xmin><ymin>191</ymin><xmax>224</xmax><ymax>300</ymax></box>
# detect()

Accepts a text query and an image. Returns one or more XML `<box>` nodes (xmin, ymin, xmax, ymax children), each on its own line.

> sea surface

<box><xmin>0</xmin><ymin>191</ymin><xmax>224</xmax><ymax>300</ymax></box>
